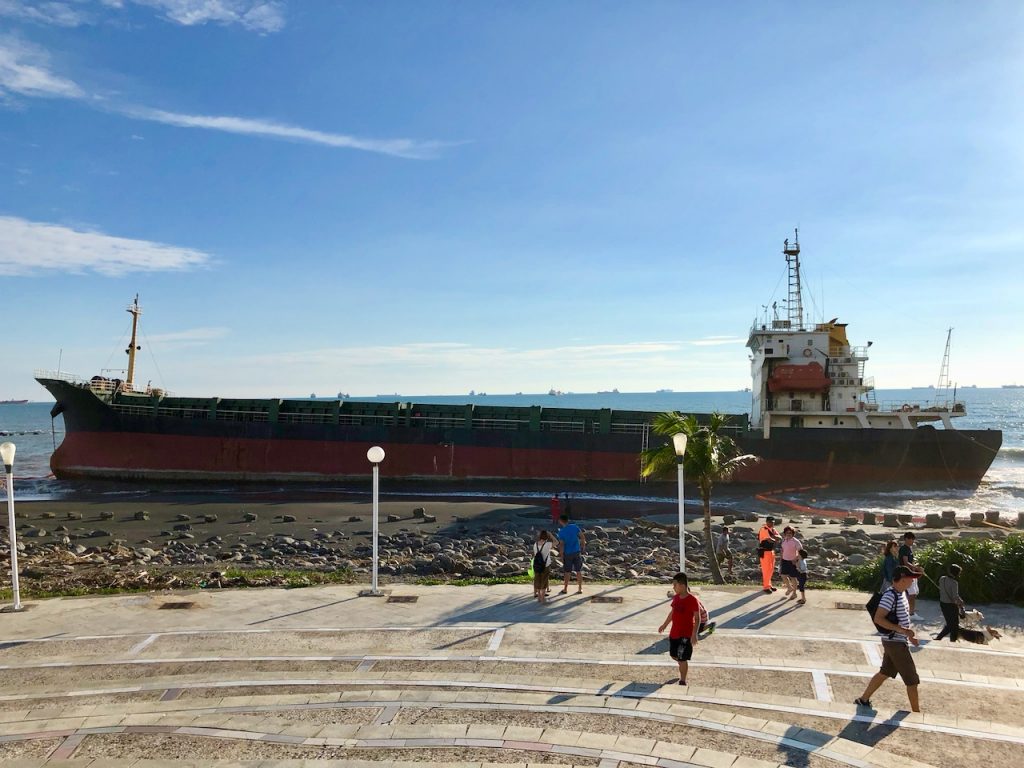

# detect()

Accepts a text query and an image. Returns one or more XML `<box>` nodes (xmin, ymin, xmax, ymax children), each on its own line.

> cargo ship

<box><xmin>0</xmin><ymin>399</ymin><xmax>29</xmax><ymax>405</ymax></box>
<box><xmin>35</xmin><ymin>237</ymin><xmax>1001</xmax><ymax>489</ymax></box>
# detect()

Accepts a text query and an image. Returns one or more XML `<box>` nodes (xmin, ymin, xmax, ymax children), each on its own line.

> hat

<box><xmin>893</xmin><ymin>565</ymin><xmax>920</xmax><ymax>581</ymax></box>
<box><xmin>766</xmin><ymin>516</ymin><xmax>776</xmax><ymax>523</ymax></box>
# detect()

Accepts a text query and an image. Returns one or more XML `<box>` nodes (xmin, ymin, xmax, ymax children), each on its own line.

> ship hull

<box><xmin>40</xmin><ymin>378</ymin><xmax>1002</xmax><ymax>490</ymax></box>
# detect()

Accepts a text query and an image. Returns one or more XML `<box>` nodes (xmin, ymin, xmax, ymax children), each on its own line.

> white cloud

<box><xmin>123</xmin><ymin>107</ymin><xmax>448</xmax><ymax>159</ymax></box>
<box><xmin>0</xmin><ymin>37</ymin><xmax>449</xmax><ymax>159</ymax></box>
<box><xmin>0</xmin><ymin>215</ymin><xmax>213</xmax><ymax>276</ymax></box>
<box><xmin>146</xmin><ymin>326</ymin><xmax>229</xmax><ymax>345</ymax></box>
<box><xmin>0</xmin><ymin>35</ymin><xmax>84</xmax><ymax>98</ymax></box>
<box><xmin>0</xmin><ymin>0</ymin><xmax>285</xmax><ymax>32</ymax></box>
<box><xmin>690</xmin><ymin>335</ymin><xmax>747</xmax><ymax>346</ymax></box>
<box><xmin>0</xmin><ymin>1</ymin><xmax>90</xmax><ymax>26</ymax></box>
<box><xmin>132</xmin><ymin>0</ymin><xmax>285</xmax><ymax>33</ymax></box>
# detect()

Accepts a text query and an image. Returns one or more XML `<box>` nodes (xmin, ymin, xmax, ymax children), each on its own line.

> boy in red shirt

<box><xmin>658</xmin><ymin>572</ymin><xmax>701</xmax><ymax>685</ymax></box>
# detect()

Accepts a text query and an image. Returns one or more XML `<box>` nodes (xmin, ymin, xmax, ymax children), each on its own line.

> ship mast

<box><xmin>125</xmin><ymin>295</ymin><xmax>142</xmax><ymax>391</ymax></box>
<box><xmin>936</xmin><ymin>327</ymin><xmax>953</xmax><ymax>394</ymax></box>
<box><xmin>783</xmin><ymin>229</ymin><xmax>803</xmax><ymax>330</ymax></box>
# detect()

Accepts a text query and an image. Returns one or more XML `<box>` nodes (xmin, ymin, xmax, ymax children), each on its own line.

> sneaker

<box><xmin>770</xmin><ymin>587</ymin><xmax>779</xmax><ymax>592</ymax></box>
<box><xmin>704</xmin><ymin>622</ymin><xmax>716</xmax><ymax>636</ymax></box>
<box><xmin>854</xmin><ymin>697</ymin><xmax>872</xmax><ymax>708</ymax></box>
<box><xmin>763</xmin><ymin>588</ymin><xmax>773</xmax><ymax>594</ymax></box>
<box><xmin>678</xmin><ymin>679</ymin><xmax>687</xmax><ymax>686</ymax></box>
<box><xmin>910</xmin><ymin>613</ymin><xmax>924</xmax><ymax>621</ymax></box>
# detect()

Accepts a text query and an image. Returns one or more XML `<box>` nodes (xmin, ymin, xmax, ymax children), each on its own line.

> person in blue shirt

<box><xmin>557</xmin><ymin>513</ymin><xmax>586</xmax><ymax>595</ymax></box>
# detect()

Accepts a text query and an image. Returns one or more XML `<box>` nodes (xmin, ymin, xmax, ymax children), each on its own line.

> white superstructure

<box><xmin>746</xmin><ymin>232</ymin><xmax>965</xmax><ymax>438</ymax></box>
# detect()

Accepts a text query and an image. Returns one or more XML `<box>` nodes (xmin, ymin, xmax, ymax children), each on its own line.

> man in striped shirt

<box><xmin>855</xmin><ymin>566</ymin><xmax>922</xmax><ymax>712</ymax></box>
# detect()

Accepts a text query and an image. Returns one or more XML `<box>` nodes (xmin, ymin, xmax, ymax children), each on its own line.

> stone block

<box><xmin>413</xmin><ymin>507</ymin><xmax>426</xmax><ymax>518</ymax></box>
<box><xmin>924</xmin><ymin>514</ymin><xmax>943</xmax><ymax>529</ymax></box>
<box><xmin>722</xmin><ymin>514</ymin><xmax>736</xmax><ymax>525</ymax></box>
<box><xmin>969</xmin><ymin>512</ymin><xmax>985</xmax><ymax>527</ymax></box>
<box><xmin>897</xmin><ymin>513</ymin><xmax>913</xmax><ymax>525</ymax></box>
<box><xmin>882</xmin><ymin>513</ymin><xmax>900</xmax><ymax>528</ymax></box>
<box><xmin>985</xmin><ymin>511</ymin><xmax>1001</xmax><ymax>525</ymax></box>
<box><xmin>862</xmin><ymin>512</ymin><xmax>877</xmax><ymax>525</ymax></box>
<box><xmin>842</xmin><ymin>515</ymin><xmax>859</xmax><ymax>526</ymax></box>
<box><xmin>1017</xmin><ymin>512</ymin><xmax>1024</xmax><ymax>530</ymax></box>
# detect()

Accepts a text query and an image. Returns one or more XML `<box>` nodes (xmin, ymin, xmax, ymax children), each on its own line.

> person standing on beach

<box><xmin>934</xmin><ymin>563</ymin><xmax>965</xmax><ymax>641</ymax></box>
<box><xmin>532</xmin><ymin>530</ymin><xmax>555</xmax><ymax>605</ymax></box>
<box><xmin>550</xmin><ymin>494</ymin><xmax>560</xmax><ymax>525</ymax></box>
<box><xmin>880</xmin><ymin>540</ymin><xmax>899</xmax><ymax>592</ymax></box>
<box><xmin>658</xmin><ymin>572</ymin><xmax>701</xmax><ymax>686</ymax></box>
<box><xmin>557</xmin><ymin>514</ymin><xmax>586</xmax><ymax>594</ymax></box>
<box><xmin>563</xmin><ymin>492</ymin><xmax>572</xmax><ymax>518</ymax></box>
<box><xmin>780</xmin><ymin>526</ymin><xmax>802</xmax><ymax>599</ymax></box>
<box><xmin>715</xmin><ymin>526</ymin><xmax>734</xmax><ymax>577</ymax></box>
<box><xmin>898</xmin><ymin>533</ymin><xmax>924</xmax><ymax>619</ymax></box>
<box><xmin>855</xmin><ymin>566</ymin><xmax>922</xmax><ymax>713</ymax></box>
<box><xmin>757</xmin><ymin>516</ymin><xmax>781</xmax><ymax>593</ymax></box>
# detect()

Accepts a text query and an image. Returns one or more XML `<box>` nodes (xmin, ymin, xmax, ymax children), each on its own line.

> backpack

<box><xmin>532</xmin><ymin>544</ymin><xmax>548</xmax><ymax>575</ymax></box>
<box><xmin>866</xmin><ymin>588</ymin><xmax>899</xmax><ymax>636</ymax></box>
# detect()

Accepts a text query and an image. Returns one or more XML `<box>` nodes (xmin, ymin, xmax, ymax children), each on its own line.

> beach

<box><xmin>9</xmin><ymin>490</ymin><xmax>1018</xmax><ymax>597</ymax></box>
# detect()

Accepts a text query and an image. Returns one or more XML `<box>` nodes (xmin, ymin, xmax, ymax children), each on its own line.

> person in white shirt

<box><xmin>855</xmin><ymin>566</ymin><xmax>922</xmax><ymax>712</ymax></box>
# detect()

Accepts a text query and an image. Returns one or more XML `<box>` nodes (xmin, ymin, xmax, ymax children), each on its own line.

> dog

<box><xmin>961</xmin><ymin>608</ymin><xmax>1003</xmax><ymax>644</ymax></box>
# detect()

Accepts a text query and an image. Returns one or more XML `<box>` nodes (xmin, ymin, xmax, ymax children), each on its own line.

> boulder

<box><xmin>386</xmin><ymin>514</ymin><xmax>401</xmax><ymax>523</ymax></box>
<box><xmin>175</xmin><ymin>514</ymin><xmax>191</xmax><ymax>522</ymax></box>
<box><xmin>202</xmin><ymin>514</ymin><xmax>218</xmax><ymax>523</ymax></box>
<box><xmin>422</xmin><ymin>514</ymin><xmax>437</xmax><ymax>523</ymax></box>
<box><xmin>811</xmin><ymin>516</ymin><xmax>827</xmax><ymax>526</ymax></box>
<box><xmin>413</xmin><ymin>507</ymin><xmax>426</xmax><ymax>518</ymax></box>
<box><xmin>66</xmin><ymin>511</ymin><xmax>82</xmax><ymax>520</ymax></box>
<box><xmin>99</xmin><ymin>511</ymin><xmax>114</xmax><ymax>520</ymax></box>
<box><xmin>846</xmin><ymin>553</ymin><xmax>869</xmax><ymax>565</ymax></box>
<box><xmin>742</xmin><ymin>512</ymin><xmax>759</xmax><ymax>523</ymax></box>
<box><xmin>348</xmin><ymin>516</ymin><xmax>361</xmax><ymax>523</ymax></box>
<box><xmin>134</xmin><ymin>511</ymin><xmax>149</xmax><ymax>521</ymax></box>
<box><xmin>281</xmin><ymin>515</ymin><xmax>297</xmax><ymax>523</ymax></box>
<box><xmin>722</xmin><ymin>515</ymin><xmax>736</xmax><ymax>525</ymax></box>
<box><xmin>842</xmin><ymin>516</ymin><xmax>859</xmax><ymax>526</ymax></box>
<box><xmin>243</xmin><ymin>512</ymin><xmax>258</xmax><ymax>522</ymax></box>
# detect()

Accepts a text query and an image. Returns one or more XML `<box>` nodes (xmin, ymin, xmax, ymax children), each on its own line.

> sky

<box><xmin>2</xmin><ymin>0</ymin><xmax>1023</xmax><ymax>399</ymax></box>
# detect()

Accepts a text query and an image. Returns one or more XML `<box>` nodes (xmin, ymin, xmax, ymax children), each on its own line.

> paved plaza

<box><xmin>0</xmin><ymin>582</ymin><xmax>1022</xmax><ymax>767</ymax></box>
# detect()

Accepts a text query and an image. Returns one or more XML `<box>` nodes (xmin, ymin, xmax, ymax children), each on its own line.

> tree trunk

<box><xmin>703</xmin><ymin>491</ymin><xmax>724</xmax><ymax>584</ymax></box>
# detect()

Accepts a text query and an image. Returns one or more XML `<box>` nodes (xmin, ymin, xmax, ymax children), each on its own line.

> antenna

<box><xmin>782</xmin><ymin>229</ymin><xmax>803</xmax><ymax>330</ymax></box>
<box><xmin>936</xmin><ymin>328</ymin><xmax>953</xmax><ymax>394</ymax></box>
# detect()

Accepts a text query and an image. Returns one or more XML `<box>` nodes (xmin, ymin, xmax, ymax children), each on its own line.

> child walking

<box><xmin>532</xmin><ymin>530</ymin><xmax>554</xmax><ymax>604</ymax></box>
<box><xmin>795</xmin><ymin>548</ymin><xmax>809</xmax><ymax>605</ymax></box>
<box><xmin>658</xmin><ymin>572</ymin><xmax>701</xmax><ymax>685</ymax></box>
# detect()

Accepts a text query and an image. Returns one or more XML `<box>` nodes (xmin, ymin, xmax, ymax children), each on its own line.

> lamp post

<box><xmin>672</xmin><ymin>433</ymin><xmax>687</xmax><ymax>573</ymax></box>
<box><xmin>366</xmin><ymin>446</ymin><xmax>385</xmax><ymax>595</ymax></box>
<box><xmin>1</xmin><ymin>442</ymin><xmax>23</xmax><ymax>612</ymax></box>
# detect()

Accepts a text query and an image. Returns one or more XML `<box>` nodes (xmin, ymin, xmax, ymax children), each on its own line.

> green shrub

<box><xmin>836</xmin><ymin>534</ymin><xmax>1024</xmax><ymax>605</ymax></box>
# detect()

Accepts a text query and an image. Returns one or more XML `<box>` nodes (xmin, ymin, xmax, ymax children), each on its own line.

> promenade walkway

<box><xmin>0</xmin><ymin>583</ymin><xmax>1022</xmax><ymax>767</ymax></box>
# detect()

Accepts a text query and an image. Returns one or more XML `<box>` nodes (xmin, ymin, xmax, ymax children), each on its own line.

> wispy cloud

<box><xmin>133</xmin><ymin>0</ymin><xmax>285</xmax><ymax>33</ymax></box>
<box><xmin>0</xmin><ymin>34</ymin><xmax>84</xmax><ymax>98</ymax></box>
<box><xmin>146</xmin><ymin>326</ymin><xmax>230</xmax><ymax>346</ymax></box>
<box><xmin>0</xmin><ymin>0</ymin><xmax>285</xmax><ymax>32</ymax></box>
<box><xmin>0</xmin><ymin>1</ymin><xmax>89</xmax><ymax>27</ymax></box>
<box><xmin>0</xmin><ymin>215</ymin><xmax>213</xmax><ymax>276</ymax></box>
<box><xmin>0</xmin><ymin>36</ymin><xmax>450</xmax><ymax>159</ymax></box>
<box><xmin>123</xmin><ymin>107</ymin><xmax>449</xmax><ymax>159</ymax></box>
<box><xmin>689</xmin><ymin>335</ymin><xmax>746</xmax><ymax>347</ymax></box>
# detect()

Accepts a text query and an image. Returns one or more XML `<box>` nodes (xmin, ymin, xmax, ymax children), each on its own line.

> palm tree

<box><xmin>640</xmin><ymin>412</ymin><xmax>758</xmax><ymax>584</ymax></box>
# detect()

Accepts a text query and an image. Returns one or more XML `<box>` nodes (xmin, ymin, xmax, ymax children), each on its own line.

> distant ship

<box><xmin>0</xmin><ymin>399</ymin><xmax>28</xmax><ymax>405</ymax></box>
<box><xmin>1003</xmin><ymin>384</ymin><xmax>1024</xmax><ymax>389</ymax></box>
<box><xmin>36</xmin><ymin>237</ymin><xmax>1001</xmax><ymax>489</ymax></box>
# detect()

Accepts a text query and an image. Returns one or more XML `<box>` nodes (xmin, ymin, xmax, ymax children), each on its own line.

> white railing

<box><xmin>540</xmin><ymin>420</ymin><xmax>586</xmax><ymax>433</ymax></box>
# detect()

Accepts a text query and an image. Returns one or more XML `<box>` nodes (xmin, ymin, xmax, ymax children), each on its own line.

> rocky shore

<box><xmin>3</xmin><ymin>496</ymin><xmax>1018</xmax><ymax>595</ymax></box>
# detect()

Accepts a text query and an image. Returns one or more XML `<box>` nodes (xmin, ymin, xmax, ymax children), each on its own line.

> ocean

<box><xmin>2</xmin><ymin>388</ymin><xmax>1021</xmax><ymax>520</ymax></box>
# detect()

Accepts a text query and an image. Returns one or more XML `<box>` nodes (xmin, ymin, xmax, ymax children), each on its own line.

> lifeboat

<box><xmin>767</xmin><ymin>362</ymin><xmax>831</xmax><ymax>393</ymax></box>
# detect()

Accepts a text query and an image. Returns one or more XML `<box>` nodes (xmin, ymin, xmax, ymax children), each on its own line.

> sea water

<box><xmin>1</xmin><ymin>389</ymin><xmax>1021</xmax><ymax>520</ymax></box>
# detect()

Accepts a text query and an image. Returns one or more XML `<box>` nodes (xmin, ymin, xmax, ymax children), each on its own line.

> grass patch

<box><xmin>834</xmin><ymin>534</ymin><xmax>1024</xmax><ymax>604</ymax></box>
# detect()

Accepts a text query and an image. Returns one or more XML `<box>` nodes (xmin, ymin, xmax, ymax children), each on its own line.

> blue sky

<box><xmin>1</xmin><ymin>1</ymin><xmax>1022</xmax><ymax>399</ymax></box>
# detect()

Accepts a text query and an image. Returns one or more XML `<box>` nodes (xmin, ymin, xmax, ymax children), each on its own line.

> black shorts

<box><xmin>780</xmin><ymin>559</ymin><xmax>799</xmax><ymax>577</ymax></box>
<box><xmin>669</xmin><ymin>636</ymin><xmax>693</xmax><ymax>662</ymax></box>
